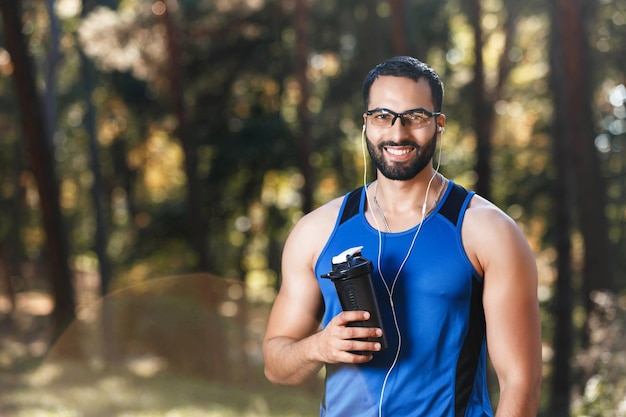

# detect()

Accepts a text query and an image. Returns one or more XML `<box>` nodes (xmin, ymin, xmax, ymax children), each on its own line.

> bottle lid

<box><xmin>332</xmin><ymin>246</ymin><xmax>364</xmax><ymax>265</ymax></box>
<box><xmin>321</xmin><ymin>246</ymin><xmax>372</xmax><ymax>280</ymax></box>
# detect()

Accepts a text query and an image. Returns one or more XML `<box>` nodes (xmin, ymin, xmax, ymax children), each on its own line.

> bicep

<box><xmin>479</xmin><ymin>215</ymin><xmax>542</xmax><ymax>382</ymax></box>
<box><xmin>264</xmin><ymin>272</ymin><xmax>323</xmax><ymax>343</ymax></box>
<box><xmin>264</xmin><ymin>214</ymin><xmax>330</xmax><ymax>344</ymax></box>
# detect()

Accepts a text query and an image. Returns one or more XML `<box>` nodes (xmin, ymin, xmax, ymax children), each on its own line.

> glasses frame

<box><xmin>365</xmin><ymin>107</ymin><xmax>442</xmax><ymax>129</ymax></box>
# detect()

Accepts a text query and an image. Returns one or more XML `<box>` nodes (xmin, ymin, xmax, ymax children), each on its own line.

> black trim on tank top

<box><xmin>339</xmin><ymin>186</ymin><xmax>364</xmax><ymax>225</ymax></box>
<box><xmin>340</xmin><ymin>183</ymin><xmax>470</xmax><ymax>228</ymax></box>
<box><xmin>454</xmin><ymin>276</ymin><xmax>486</xmax><ymax>416</ymax></box>
<box><xmin>439</xmin><ymin>184</ymin><xmax>469</xmax><ymax>227</ymax></box>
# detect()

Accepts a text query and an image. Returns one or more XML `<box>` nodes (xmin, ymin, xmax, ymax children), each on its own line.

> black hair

<box><xmin>362</xmin><ymin>56</ymin><xmax>444</xmax><ymax>112</ymax></box>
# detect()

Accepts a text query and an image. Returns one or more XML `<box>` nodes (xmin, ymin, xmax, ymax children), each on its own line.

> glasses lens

<box><xmin>404</xmin><ymin>111</ymin><xmax>432</xmax><ymax>128</ymax></box>
<box><xmin>367</xmin><ymin>109</ymin><xmax>438</xmax><ymax>129</ymax></box>
<box><xmin>369</xmin><ymin>110</ymin><xmax>395</xmax><ymax>127</ymax></box>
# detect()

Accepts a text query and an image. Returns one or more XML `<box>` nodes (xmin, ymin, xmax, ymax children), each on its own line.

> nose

<box><xmin>391</xmin><ymin>114</ymin><xmax>407</xmax><ymax>127</ymax></box>
<box><xmin>388</xmin><ymin>115</ymin><xmax>410</xmax><ymax>140</ymax></box>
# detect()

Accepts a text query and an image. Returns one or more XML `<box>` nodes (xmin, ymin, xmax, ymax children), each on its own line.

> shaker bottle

<box><xmin>321</xmin><ymin>246</ymin><xmax>387</xmax><ymax>353</ymax></box>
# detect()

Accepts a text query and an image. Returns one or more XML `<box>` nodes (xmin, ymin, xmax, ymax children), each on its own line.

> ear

<box><xmin>436</xmin><ymin>113</ymin><xmax>446</xmax><ymax>133</ymax></box>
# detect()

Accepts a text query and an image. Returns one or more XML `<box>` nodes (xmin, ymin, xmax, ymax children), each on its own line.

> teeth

<box><xmin>385</xmin><ymin>147</ymin><xmax>413</xmax><ymax>155</ymax></box>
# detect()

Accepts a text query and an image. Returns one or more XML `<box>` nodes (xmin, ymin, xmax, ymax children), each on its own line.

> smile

<box><xmin>384</xmin><ymin>146</ymin><xmax>415</xmax><ymax>156</ymax></box>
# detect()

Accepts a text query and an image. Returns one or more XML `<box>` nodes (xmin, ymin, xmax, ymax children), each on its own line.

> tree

<box><xmin>0</xmin><ymin>0</ymin><xmax>76</xmax><ymax>336</ymax></box>
<box><xmin>549</xmin><ymin>5</ymin><xmax>575</xmax><ymax>411</ymax></box>
<box><xmin>553</xmin><ymin>0</ymin><xmax>613</xmax><ymax>336</ymax></box>
<box><xmin>390</xmin><ymin>0</ymin><xmax>409</xmax><ymax>55</ymax></box>
<box><xmin>294</xmin><ymin>0</ymin><xmax>314</xmax><ymax>214</ymax></box>
<box><xmin>464</xmin><ymin>0</ymin><xmax>518</xmax><ymax>200</ymax></box>
<box><xmin>79</xmin><ymin>0</ymin><xmax>113</xmax><ymax>295</ymax></box>
<box><xmin>161</xmin><ymin>0</ymin><xmax>210</xmax><ymax>272</ymax></box>
<box><xmin>548</xmin><ymin>0</ymin><xmax>617</xmax><ymax>414</ymax></box>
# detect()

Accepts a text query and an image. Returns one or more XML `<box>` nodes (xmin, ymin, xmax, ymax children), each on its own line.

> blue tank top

<box><xmin>314</xmin><ymin>182</ymin><xmax>494</xmax><ymax>417</ymax></box>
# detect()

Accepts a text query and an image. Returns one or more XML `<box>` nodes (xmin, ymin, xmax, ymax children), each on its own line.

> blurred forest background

<box><xmin>0</xmin><ymin>0</ymin><xmax>624</xmax><ymax>416</ymax></box>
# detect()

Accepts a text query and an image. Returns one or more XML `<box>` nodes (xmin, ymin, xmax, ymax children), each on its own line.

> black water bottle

<box><xmin>321</xmin><ymin>246</ymin><xmax>387</xmax><ymax>353</ymax></box>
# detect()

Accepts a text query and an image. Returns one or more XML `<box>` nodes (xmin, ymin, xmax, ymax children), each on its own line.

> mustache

<box><xmin>376</xmin><ymin>130</ymin><xmax>439</xmax><ymax>149</ymax></box>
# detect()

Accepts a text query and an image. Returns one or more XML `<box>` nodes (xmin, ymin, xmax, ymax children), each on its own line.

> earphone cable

<box><xmin>361</xmin><ymin>125</ymin><xmax>444</xmax><ymax>417</ymax></box>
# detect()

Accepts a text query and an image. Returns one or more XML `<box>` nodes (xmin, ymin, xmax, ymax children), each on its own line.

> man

<box><xmin>263</xmin><ymin>56</ymin><xmax>542</xmax><ymax>416</ymax></box>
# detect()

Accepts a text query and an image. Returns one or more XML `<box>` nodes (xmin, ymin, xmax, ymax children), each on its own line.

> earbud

<box><xmin>362</xmin><ymin>124</ymin><xmax>366</xmax><ymax>132</ymax></box>
<box><xmin>438</xmin><ymin>126</ymin><xmax>445</xmax><ymax>132</ymax></box>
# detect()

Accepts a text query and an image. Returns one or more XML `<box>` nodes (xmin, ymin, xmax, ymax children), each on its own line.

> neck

<box><xmin>375</xmin><ymin>168</ymin><xmax>442</xmax><ymax>210</ymax></box>
<box><xmin>368</xmin><ymin>171</ymin><xmax>448</xmax><ymax>232</ymax></box>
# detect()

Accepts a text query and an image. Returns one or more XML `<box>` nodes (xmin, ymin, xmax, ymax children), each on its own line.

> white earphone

<box><xmin>360</xmin><ymin>116</ymin><xmax>446</xmax><ymax>417</ymax></box>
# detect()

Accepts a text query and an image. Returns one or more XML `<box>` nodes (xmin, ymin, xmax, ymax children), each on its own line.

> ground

<box><xmin>0</xmin><ymin>274</ymin><xmax>322</xmax><ymax>417</ymax></box>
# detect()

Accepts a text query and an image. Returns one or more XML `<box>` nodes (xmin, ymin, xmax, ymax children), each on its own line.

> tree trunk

<box><xmin>467</xmin><ymin>0</ymin><xmax>493</xmax><ymax>200</ymax></box>
<box><xmin>162</xmin><ymin>0</ymin><xmax>210</xmax><ymax>272</ymax></box>
<box><xmin>554</xmin><ymin>0</ymin><xmax>613</xmax><ymax>356</ymax></box>
<box><xmin>0</xmin><ymin>0</ymin><xmax>76</xmax><ymax>337</ymax></box>
<box><xmin>0</xmin><ymin>140</ymin><xmax>26</xmax><ymax>323</ymax></box>
<box><xmin>76</xmin><ymin>0</ymin><xmax>117</xmax><ymax>366</ymax></box>
<box><xmin>466</xmin><ymin>0</ymin><xmax>519</xmax><ymax>200</ymax></box>
<box><xmin>551</xmin><ymin>0</ymin><xmax>614</xmax><ymax>406</ymax></box>
<box><xmin>44</xmin><ymin>0</ymin><xmax>59</xmax><ymax>142</ymax></box>
<box><xmin>79</xmin><ymin>0</ymin><xmax>112</xmax><ymax>296</ymax></box>
<box><xmin>294</xmin><ymin>0</ymin><xmax>313</xmax><ymax>213</ymax></box>
<box><xmin>390</xmin><ymin>0</ymin><xmax>408</xmax><ymax>55</ymax></box>
<box><xmin>548</xmin><ymin>7</ymin><xmax>575</xmax><ymax>413</ymax></box>
<box><xmin>554</xmin><ymin>0</ymin><xmax>613</xmax><ymax>294</ymax></box>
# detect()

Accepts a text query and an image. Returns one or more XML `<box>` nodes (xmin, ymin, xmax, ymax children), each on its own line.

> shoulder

<box><xmin>465</xmin><ymin>194</ymin><xmax>512</xmax><ymax>226</ymax></box>
<box><xmin>464</xmin><ymin>194</ymin><xmax>525</xmax><ymax>238</ymax></box>
<box><xmin>283</xmin><ymin>193</ymin><xmax>349</xmax><ymax>268</ymax></box>
<box><xmin>462</xmin><ymin>194</ymin><xmax>533</xmax><ymax>277</ymax></box>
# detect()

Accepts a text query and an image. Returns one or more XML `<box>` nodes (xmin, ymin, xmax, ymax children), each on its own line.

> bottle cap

<box><xmin>331</xmin><ymin>246</ymin><xmax>364</xmax><ymax>265</ymax></box>
<box><xmin>322</xmin><ymin>246</ymin><xmax>372</xmax><ymax>281</ymax></box>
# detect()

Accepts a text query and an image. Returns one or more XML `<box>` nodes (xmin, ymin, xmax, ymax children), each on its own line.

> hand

<box><xmin>314</xmin><ymin>310</ymin><xmax>383</xmax><ymax>364</ymax></box>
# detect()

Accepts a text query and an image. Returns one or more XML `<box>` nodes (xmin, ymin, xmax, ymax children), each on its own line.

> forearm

<box><xmin>495</xmin><ymin>378</ymin><xmax>541</xmax><ymax>417</ymax></box>
<box><xmin>263</xmin><ymin>334</ymin><xmax>324</xmax><ymax>386</ymax></box>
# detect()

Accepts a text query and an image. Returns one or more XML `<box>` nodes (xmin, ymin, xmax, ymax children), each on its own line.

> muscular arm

<box><xmin>263</xmin><ymin>202</ymin><xmax>382</xmax><ymax>386</ymax></box>
<box><xmin>464</xmin><ymin>197</ymin><xmax>542</xmax><ymax>416</ymax></box>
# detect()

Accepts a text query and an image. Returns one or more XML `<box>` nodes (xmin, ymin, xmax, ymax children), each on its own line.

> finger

<box><xmin>342</xmin><ymin>339</ymin><xmax>382</xmax><ymax>354</ymax></box>
<box><xmin>334</xmin><ymin>310</ymin><xmax>371</xmax><ymax>325</ymax></box>
<box><xmin>344</xmin><ymin>352</ymin><xmax>374</xmax><ymax>363</ymax></box>
<box><xmin>342</xmin><ymin>326</ymin><xmax>383</xmax><ymax>340</ymax></box>
<box><xmin>337</xmin><ymin>341</ymin><xmax>382</xmax><ymax>362</ymax></box>
<box><xmin>328</xmin><ymin>344</ymin><xmax>375</xmax><ymax>363</ymax></box>
<box><xmin>319</xmin><ymin>334</ymin><xmax>381</xmax><ymax>364</ymax></box>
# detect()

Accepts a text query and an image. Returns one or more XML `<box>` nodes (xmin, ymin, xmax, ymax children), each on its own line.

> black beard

<box><xmin>366</xmin><ymin>131</ymin><xmax>438</xmax><ymax>181</ymax></box>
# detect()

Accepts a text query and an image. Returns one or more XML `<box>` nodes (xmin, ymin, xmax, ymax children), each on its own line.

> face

<box><xmin>364</xmin><ymin>76</ymin><xmax>444</xmax><ymax>181</ymax></box>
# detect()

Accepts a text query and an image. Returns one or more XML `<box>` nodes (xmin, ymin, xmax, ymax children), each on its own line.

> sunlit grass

<box><xmin>1</xmin><ymin>360</ymin><xmax>320</xmax><ymax>417</ymax></box>
<box><xmin>0</xmin><ymin>274</ymin><xmax>322</xmax><ymax>416</ymax></box>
